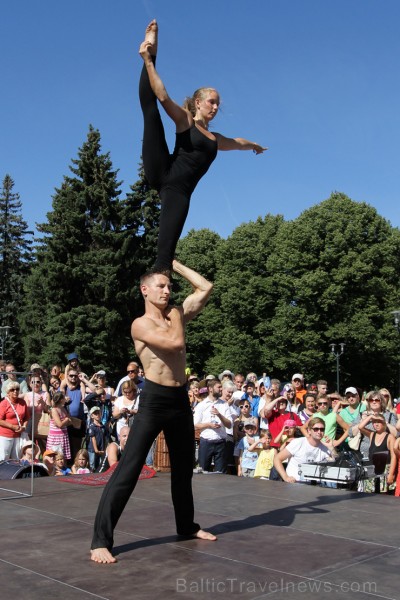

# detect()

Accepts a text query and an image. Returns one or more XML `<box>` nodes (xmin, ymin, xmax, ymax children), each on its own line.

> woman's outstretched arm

<box><xmin>215</xmin><ymin>132</ymin><xmax>267</xmax><ymax>154</ymax></box>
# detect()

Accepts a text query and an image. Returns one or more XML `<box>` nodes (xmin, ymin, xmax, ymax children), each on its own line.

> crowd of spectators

<box><xmin>190</xmin><ymin>370</ymin><xmax>400</xmax><ymax>494</ymax></box>
<box><xmin>0</xmin><ymin>354</ymin><xmax>141</xmax><ymax>475</ymax></box>
<box><xmin>1</xmin><ymin>356</ymin><xmax>400</xmax><ymax>493</ymax></box>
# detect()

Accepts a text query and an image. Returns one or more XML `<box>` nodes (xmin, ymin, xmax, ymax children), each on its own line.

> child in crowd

<box><xmin>252</xmin><ymin>432</ymin><xmax>276</xmax><ymax>479</ymax></box>
<box><xmin>19</xmin><ymin>441</ymin><xmax>40</xmax><ymax>465</ymax></box>
<box><xmin>87</xmin><ymin>406</ymin><xmax>106</xmax><ymax>472</ymax></box>
<box><xmin>42</xmin><ymin>449</ymin><xmax>57</xmax><ymax>475</ymax></box>
<box><xmin>71</xmin><ymin>449</ymin><xmax>91</xmax><ymax>474</ymax></box>
<box><xmin>235</xmin><ymin>420</ymin><xmax>260</xmax><ymax>477</ymax></box>
<box><xmin>47</xmin><ymin>391</ymin><xmax>71</xmax><ymax>460</ymax></box>
<box><xmin>274</xmin><ymin>419</ymin><xmax>298</xmax><ymax>450</ymax></box>
<box><xmin>54</xmin><ymin>452</ymin><xmax>72</xmax><ymax>476</ymax></box>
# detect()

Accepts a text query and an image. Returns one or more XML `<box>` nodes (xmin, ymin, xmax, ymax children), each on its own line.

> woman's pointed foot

<box><xmin>144</xmin><ymin>19</ymin><xmax>158</xmax><ymax>56</ymax></box>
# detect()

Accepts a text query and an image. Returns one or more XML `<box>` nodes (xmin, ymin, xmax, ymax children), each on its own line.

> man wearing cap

<box><xmin>339</xmin><ymin>387</ymin><xmax>366</xmax><ymax>428</ymax></box>
<box><xmin>292</xmin><ymin>373</ymin><xmax>307</xmax><ymax>404</ymax></box>
<box><xmin>93</xmin><ymin>371</ymin><xmax>114</xmax><ymax>398</ymax></box>
<box><xmin>91</xmin><ymin>260</ymin><xmax>216</xmax><ymax>564</ymax></box>
<box><xmin>193</xmin><ymin>378</ymin><xmax>233</xmax><ymax>473</ymax></box>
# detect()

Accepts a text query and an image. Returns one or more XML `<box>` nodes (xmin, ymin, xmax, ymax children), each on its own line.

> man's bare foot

<box><xmin>90</xmin><ymin>548</ymin><xmax>117</xmax><ymax>564</ymax></box>
<box><xmin>195</xmin><ymin>529</ymin><xmax>217</xmax><ymax>541</ymax></box>
<box><xmin>144</xmin><ymin>19</ymin><xmax>158</xmax><ymax>56</ymax></box>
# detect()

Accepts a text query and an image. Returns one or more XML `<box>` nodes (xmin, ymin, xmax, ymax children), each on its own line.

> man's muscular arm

<box><xmin>131</xmin><ymin>309</ymin><xmax>185</xmax><ymax>353</ymax></box>
<box><xmin>172</xmin><ymin>260</ymin><xmax>213</xmax><ymax>323</ymax></box>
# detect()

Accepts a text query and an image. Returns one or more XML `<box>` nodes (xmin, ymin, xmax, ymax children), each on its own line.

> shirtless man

<box><xmin>90</xmin><ymin>260</ymin><xmax>216</xmax><ymax>563</ymax></box>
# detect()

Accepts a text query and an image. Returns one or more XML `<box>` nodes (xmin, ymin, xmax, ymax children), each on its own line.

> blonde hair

<box><xmin>183</xmin><ymin>88</ymin><xmax>219</xmax><ymax>117</ymax></box>
<box><xmin>379</xmin><ymin>388</ymin><xmax>394</xmax><ymax>412</ymax></box>
<box><xmin>73</xmin><ymin>449</ymin><xmax>89</xmax><ymax>468</ymax></box>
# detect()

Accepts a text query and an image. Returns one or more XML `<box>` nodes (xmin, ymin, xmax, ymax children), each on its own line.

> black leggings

<box><xmin>139</xmin><ymin>60</ymin><xmax>190</xmax><ymax>271</ymax></box>
<box><xmin>91</xmin><ymin>380</ymin><xmax>200</xmax><ymax>550</ymax></box>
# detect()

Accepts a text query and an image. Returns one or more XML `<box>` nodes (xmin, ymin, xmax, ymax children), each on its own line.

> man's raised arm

<box><xmin>172</xmin><ymin>260</ymin><xmax>213</xmax><ymax>323</ymax></box>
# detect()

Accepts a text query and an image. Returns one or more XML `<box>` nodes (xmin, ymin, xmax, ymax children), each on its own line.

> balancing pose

<box><xmin>90</xmin><ymin>259</ymin><xmax>216</xmax><ymax>563</ymax></box>
<box><xmin>139</xmin><ymin>19</ymin><xmax>267</xmax><ymax>272</ymax></box>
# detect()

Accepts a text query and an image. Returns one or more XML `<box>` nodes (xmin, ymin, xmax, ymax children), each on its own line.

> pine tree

<box><xmin>20</xmin><ymin>127</ymin><xmax>131</xmax><ymax>375</ymax></box>
<box><xmin>119</xmin><ymin>162</ymin><xmax>160</xmax><ymax>320</ymax></box>
<box><xmin>0</xmin><ymin>175</ymin><xmax>32</xmax><ymax>364</ymax></box>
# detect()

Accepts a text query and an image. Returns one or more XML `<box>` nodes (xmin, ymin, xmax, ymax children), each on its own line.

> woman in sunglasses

<box><xmin>359</xmin><ymin>413</ymin><xmax>397</xmax><ymax>492</ymax></box>
<box><xmin>348</xmin><ymin>391</ymin><xmax>398</xmax><ymax>460</ymax></box>
<box><xmin>24</xmin><ymin>374</ymin><xmax>51</xmax><ymax>452</ymax></box>
<box><xmin>233</xmin><ymin>401</ymin><xmax>258</xmax><ymax>445</ymax></box>
<box><xmin>273</xmin><ymin>417</ymin><xmax>338</xmax><ymax>483</ymax></box>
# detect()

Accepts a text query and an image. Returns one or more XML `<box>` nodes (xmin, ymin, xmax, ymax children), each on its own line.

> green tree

<box><xmin>175</xmin><ymin>228</ymin><xmax>224</xmax><ymax>374</ymax></box>
<box><xmin>0</xmin><ymin>175</ymin><xmax>32</xmax><ymax>364</ymax></box>
<box><xmin>20</xmin><ymin>127</ymin><xmax>131</xmax><ymax>374</ymax></box>
<box><xmin>210</xmin><ymin>214</ymin><xmax>285</xmax><ymax>375</ymax></box>
<box><xmin>267</xmin><ymin>192</ymin><xmax>400</xmax><ymax>390</ymax></box>
<box><xmin>119</xmin><ymin>163</ymin><xmax>160</xmax><ymax>321</ymax></box>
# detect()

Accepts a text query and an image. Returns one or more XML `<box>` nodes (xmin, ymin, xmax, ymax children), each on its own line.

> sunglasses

<box><xmin>317</xmin><ymin>402</ymin><xmax>328</xmax><ymax>406</ymax></box>
<box><xmin>312</xmin><ymin>427</ymin><xmax>325</xmax><ymax>432</ymax></box>
<box><xmin>370</xmin><ymin>399</ymin><xmax>381</xmax><ymax>403</ymax></box>
<box><xmin>127</xmin><ymin>370</ymin><xmax>138</xmax><ymax>374</ymax></box>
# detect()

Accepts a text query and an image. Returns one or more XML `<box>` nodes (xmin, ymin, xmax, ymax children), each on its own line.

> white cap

<box><xmin>345</xmin><ymin>387</ymin><xmax>358</xmax><ymax>395</ymax></box>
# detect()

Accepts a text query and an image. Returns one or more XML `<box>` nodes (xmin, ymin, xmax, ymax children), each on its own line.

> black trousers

<box><xmin>91</xmin><ymin>380</ymin><xmax>199</xmax><ymax>550</ymax></box>
<box><xmin>139</xmin><ymin>59</ymin><xmax>191</xmax><ymax>272</ymax></box>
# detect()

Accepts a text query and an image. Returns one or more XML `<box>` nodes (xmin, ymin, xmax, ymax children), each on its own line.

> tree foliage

<box><xmin>19</xmin><ymin>127</ymin><xmax>160</xmax><ymax>376</ymax></box>
<box><xmin>0</xmin><ymin>175</ymin><xmax>33</xmax><ymax>364</ymax></box>
<box><xmin>172</xmin><ymin>195</ymin><xmax>400</xmax><ymax>392</ymax></box>
<box><xmin>175</xmin><ymin>228</ymin><xmax>224</xmax><ymax>374</ymax></box>
<box><xmin>11</xmin><ymin>126</ymin><xmax>400</xmax><ymax>395</ymax></box>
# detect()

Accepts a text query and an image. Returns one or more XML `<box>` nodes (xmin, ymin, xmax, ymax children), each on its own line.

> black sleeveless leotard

<box><xmin>139</xmin><ymin>58</ymin><xmax>218</xmax><ymax>270</ymax></box>
<box><xmin>166</xmin><ymin>124</ymin><xmax>218</xmax><ymax>196</ymax></box>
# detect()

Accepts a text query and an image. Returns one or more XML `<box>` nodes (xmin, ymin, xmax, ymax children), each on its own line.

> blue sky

<box><xmin>2</xmin><ymin>0</ymin><xmax>400</xmax><ymax>239</ymax></box>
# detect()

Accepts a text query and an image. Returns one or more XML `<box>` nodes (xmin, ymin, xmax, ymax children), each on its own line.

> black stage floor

<box><xmin>0</xmin><ymin>473</ymin><xmax>398</xmax><ymax>600</ymax></box>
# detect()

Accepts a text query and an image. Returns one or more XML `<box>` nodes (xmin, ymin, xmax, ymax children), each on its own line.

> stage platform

<box><xmin>0</xmin><ymin>473</ymin><xmax>398</xmax><ymax>600</ymax></box>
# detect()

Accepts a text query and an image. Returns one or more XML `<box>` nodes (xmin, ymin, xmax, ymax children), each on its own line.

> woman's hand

<box><xmin>252</xmin><ymin>143</ymin><xmax>268</xmax><ymax>155</ymax></box>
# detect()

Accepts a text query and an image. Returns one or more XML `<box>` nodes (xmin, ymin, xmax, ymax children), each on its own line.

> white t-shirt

<box><xmin>113</xmin><ymin>396</ymin><xmax>138</xmax><ymax>437</ymax></box>
<box><xmin>285</xmin><ymin>437</ymin><xmax>333</xmax><ymax>481</ymax></box>
<box><xmin>193</xmin><ymin>398</ymin><xmax>233</xmax><ymax>441</ymax></box>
